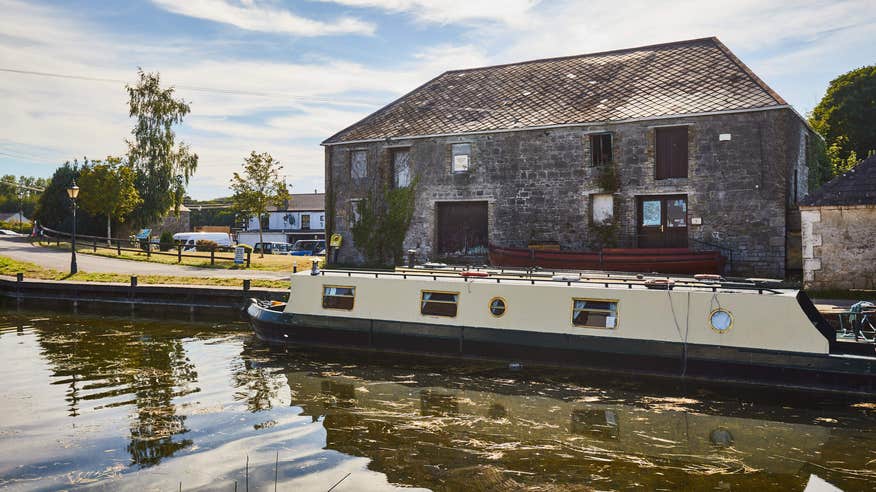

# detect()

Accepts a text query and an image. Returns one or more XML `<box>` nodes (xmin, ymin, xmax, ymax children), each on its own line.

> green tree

<box><xmin>230</xmin><ymin>151</ymin><xmax>288</xmax><ymax>258</ymax></box>
<box><xmin>809</xmin><ymin>65</ymin><xmax>876</xmax><ymax>177</ymax></box>
<box><xmin>126</xmin><ymin>69</ymin><xmax>198</xmax><ymax>226</ymax></box>
<box><xmin>77</xmin><ymin>156</ymin><xmax>142</xmax><ymax>242</ymax></box>
<box><xmin>34</xmin><ymin>161</ymin><xmax>102</xmax><ymax>234</ymax></box>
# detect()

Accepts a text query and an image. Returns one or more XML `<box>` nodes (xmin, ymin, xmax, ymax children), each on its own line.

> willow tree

<box><xmin>77</xmin><ymin>156</ymin><xmax>141</xmax><ymax>243</ymax></box>
<box><xmin>126</xmin><ymin>69</ymin><xmax>198</xmax><ymax>226</ymax></box>
<box><xmin>230</xmin><ymin>151</ymin><xmax>289</xmax><ymax>257</ymax></box>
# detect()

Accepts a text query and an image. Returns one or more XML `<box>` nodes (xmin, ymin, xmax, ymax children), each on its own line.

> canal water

<box><xmin>1</xmin><ymin>313</ymin><xmax>875</xmax><ymax>491</ymax></box>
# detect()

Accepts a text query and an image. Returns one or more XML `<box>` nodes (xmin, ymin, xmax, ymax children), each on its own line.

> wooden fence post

<box><xmin>117</xmin><ymin>240</ymin><xmax>121</xmax><ymax>255</ymax></box>
<box><xmin>92</xmin><ymin>238</ymin><xmax>96</xmax><ymax>252</ymax></box>
<box><xmin>147</xmin><ymin>244</ymin><xmax>151</xmax><ymax>258</ymax></box>
<box><xmin>178</xmin><ymin>245</ymin><xmax>182</xmax><ymax>263</ymax></box>
<box><xmin>246</xmin><ymin>250</ymin><xmax>251</xmax><ymax>268</ymax></box>
<box><xmin>211</xmin><ymin>250</ymin><xmax>215</xmax><ymax>265</ymax></box>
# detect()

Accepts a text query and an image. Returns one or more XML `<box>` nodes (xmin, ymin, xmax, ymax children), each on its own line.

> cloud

<box><xmin>317</xmin><ymin>0</ymin><xmax>539</xmax><ymax>27</ymax></box>
<box><xmin>150</xmin><ymin>0</ymin><xmax>375</xmax><ymax>36</ymax></box>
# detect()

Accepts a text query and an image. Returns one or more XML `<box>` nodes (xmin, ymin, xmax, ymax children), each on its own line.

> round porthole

<box><xmin>489</xmin><ymin>297</ymin><xmax>506</xmax><ymax>317</ymax></box>
<box><xmin>709</xmin><ymin>309</ymin><xmax>733</xmax><ymax>333</ymax></box>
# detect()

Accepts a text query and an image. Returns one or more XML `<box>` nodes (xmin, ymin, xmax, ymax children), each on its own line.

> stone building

<box><xmin>323</xmin><ymin>37</ymin><xmax>815</xmax><ymax>277</ymax></box>
<box><xmin>800</xmin><ymin>155</ymin><xmax>876</xmax><ymax>290</ymax></box>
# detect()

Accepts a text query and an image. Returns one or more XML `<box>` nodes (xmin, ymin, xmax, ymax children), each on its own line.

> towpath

<box><xmin>0</xmin><ymin>237</ymin><xmax>289</xmax><ymax>280</ymax></box>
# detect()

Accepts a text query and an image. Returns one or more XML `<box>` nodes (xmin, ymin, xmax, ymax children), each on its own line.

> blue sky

<box><xmin>1</xmin><ymin>0</ymin><xmax>874</xmax><ymax>199</ymax></box>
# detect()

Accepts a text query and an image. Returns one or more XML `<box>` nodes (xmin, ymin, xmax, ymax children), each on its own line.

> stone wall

<box><xmin>326</xmin><ymin>108</ymin><xmax>810</xmax><ymax>277</ymax></box>
<box><xmin>801</xmin><ymin>205</ymin><xmax>876</xmax><ymax>290</ymax></box>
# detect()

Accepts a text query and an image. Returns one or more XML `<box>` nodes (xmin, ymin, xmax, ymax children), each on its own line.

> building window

<box><xmin>489</xmin><ymin>297</ymin><xmax>506</xmax><ymax>317</ymax></box>
<box><xmin>421</xmin><ymin>291</ymin><xmax>458</xmax><ymax>317</ymax></box>
<box><xmin>656</xmin><ymin>126</ymin><xmax>688</xmax><ymax>179</ymax></box>
<box><xmin>323</xmin><ymin>286</ymin><xmax>355</xmax><ymax>310</ymax></box>
<box><xmin>590</xmin><ymin>134</ymin><xmax>612</xmax><ymax>166</ymax></box>
<box><xmin>350</xmin><ymin>199</ymin><xmax>362</xmax><ymax>224</ymax></box>
<box><xmin>572</xmin><ymin>299</ymin><xmax>618</xmax><ymax>329</ymax></box>
<box><xmin>591</xmin><ymin>194</ymin><xmax>613</xmax><ymax>224</ymax></box>
<box><xmin>451</xmin><ymin>143</ymin><xmax>471</xmax><ymax>173</ymax></box>
<box><xmin>351</xmin><ymin>150</ymin><xmax>367</xmax><ymax>179</ymax></box>
<box><xmin>301</xmin><ymin>214</ymin><xmax>311</xmax><ymax>230</ymax></box>
<box><xmin>392</xmin><ymin>148</ymin><xmax>411</xmax><ymax>188</ymax></box>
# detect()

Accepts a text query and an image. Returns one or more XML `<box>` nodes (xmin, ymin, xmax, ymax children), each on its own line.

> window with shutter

<box><xmin>655</xmin><ymin>127</ymin><xmax>688</xmax><ymax>179</ymax></box>
<box><xmin>590</xmin><ymin>134</ymin><xmax>612</xmax><ymax>166</ymax></box>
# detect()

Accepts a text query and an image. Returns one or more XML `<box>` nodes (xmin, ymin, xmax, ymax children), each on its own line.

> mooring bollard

<box><xmin>130</xmin><ymin>275</ymin><xmax>137</xmax><ymax>288</ymax></box>
<box><xmin>293</xmin><ymin>264</ymin><xmax>297</xmax><ymax>274</ymax></box>
<box><xmin>16</xmin><ymin>272</ymin><xmax>23</xmax><ymax>282</ymax></box>
<box><xmin>243</xmin><ymin>279</ymin><xmax>251</xmax><ymax>291</ymax></box>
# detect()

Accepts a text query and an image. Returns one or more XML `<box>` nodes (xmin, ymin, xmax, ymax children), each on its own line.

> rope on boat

<box><xmin>666</xmin><ymin>290</ymin><xmax>690</xmax><ymax>377</ymax></box>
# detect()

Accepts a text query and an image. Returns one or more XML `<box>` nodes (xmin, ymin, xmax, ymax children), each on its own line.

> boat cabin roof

<box><xmin>305</xmin><ymin>267</ymin><xmax>788</xmax><ymax>296</ymax></box>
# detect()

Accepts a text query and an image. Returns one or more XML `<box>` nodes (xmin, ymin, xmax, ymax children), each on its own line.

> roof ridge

<box><xmin>443</xmin><ymin>36</ymin><xmax>720</xmax><ymax>74</ymax></box>
<box><xmin>710</xmin><ymin>38</ymin><xmax>786</xmax><ymax>105</ymax></box>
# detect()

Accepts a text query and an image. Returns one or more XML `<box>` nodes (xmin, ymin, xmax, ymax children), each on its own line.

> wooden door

<box><xmin>637</xmin><ymin>195</ymin><xmax>688</xmax><ymax>248</ymax></box>
<box><xmin>436</xmin><ymin>201</ymin><xmax>488</xmax><ymax>256</ymax></box>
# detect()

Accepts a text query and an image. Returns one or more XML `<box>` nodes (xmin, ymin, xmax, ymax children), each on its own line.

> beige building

<box><xmin>800</xmin><ymin>154</ymin><xmax>876</xmax><ymax>290</ymax></box>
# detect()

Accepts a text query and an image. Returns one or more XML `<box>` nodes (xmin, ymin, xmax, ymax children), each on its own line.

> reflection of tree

<box><xmin>231</xmin><ymin>339</ymin><xmax>287</xmax><ymax>413</ymax></box>
<box><xmin>36</xmin><ymin>321</ymin><xmax>199</xmax><ymax>468</ymax></box>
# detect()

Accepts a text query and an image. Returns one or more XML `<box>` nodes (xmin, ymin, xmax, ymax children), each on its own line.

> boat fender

<box><xmin>644</xmin><ymin>279</ymin><xmax>675</xmax><ymax>290</ymax></box>
<box><xmin>460</xmin><ymin>271</ymin><xmax>489</xmax><ymax>278</ymax></box>
<box><xmin>552</xmin><ymin>274</ymin><xmax>580</xmax><ymax>282</ymax></box>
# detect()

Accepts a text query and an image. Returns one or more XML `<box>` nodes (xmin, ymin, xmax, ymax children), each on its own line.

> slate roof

<box><xmin>801</xmin><ymin>155</ymin><xmax>876</xmax><ymax>207</ymax></box>
<box><xmin>266</xmin><ymin>193</ymin><xmax>325</xmax><ymax>212</ymax></box>
<box><xmin>324</xmin><ymin>37</ymin><xmax>787</xmax><ymax>145</ymax></box>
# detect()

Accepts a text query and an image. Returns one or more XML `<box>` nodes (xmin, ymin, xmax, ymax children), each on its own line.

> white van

<box><xmin>172</xmin><ymin>232</ymin><xmax>233</xmax><ymax>251</ymax></box>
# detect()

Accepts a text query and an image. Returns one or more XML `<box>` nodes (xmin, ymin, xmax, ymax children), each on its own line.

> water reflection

<box><xmin>35</xmin><ymin>322</ymin><xmax>199</xmax><ymax>468</ymax></box>
<box><xmin>1</xmin><ymin>314</ymin><xmax>875</xmax><ymax>491</ymax></box>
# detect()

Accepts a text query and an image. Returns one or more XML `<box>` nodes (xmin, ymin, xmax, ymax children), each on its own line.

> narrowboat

<box><xmin>247</xmin><ymin>267</ymin><xmax>876</xmax><ymax>395</ymax></box>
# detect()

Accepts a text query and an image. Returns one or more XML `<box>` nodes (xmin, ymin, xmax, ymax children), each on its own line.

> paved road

<box><xmin>0</xmin><ymin>237</ymin><xmax>290</xmax><ymax>280</ymax></box>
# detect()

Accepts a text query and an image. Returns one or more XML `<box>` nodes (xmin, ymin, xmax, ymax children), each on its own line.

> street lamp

<box><xmin>66</xmin><ymin>180</ymin><xmax>80</xmax><ymax>275</ymax></box>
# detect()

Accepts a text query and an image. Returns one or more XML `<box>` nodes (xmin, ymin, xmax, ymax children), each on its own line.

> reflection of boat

<box><xmin>282</xmin><ymin>366</ymin><xmax>872</xmax><ymax>490</ymax></box>
<box><xmin>248</xmin><ymin>267</ymin><xmax>876</xmax><ymax>394</ymax></box>
<box><xmin>489</xmin><ymin>245</ymin><xmax>725</xmax><ymax>274</ymax></box>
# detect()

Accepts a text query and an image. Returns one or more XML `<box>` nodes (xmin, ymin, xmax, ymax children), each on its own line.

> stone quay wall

<box><xmin>801</xmin><ymin>205</ymin><xmax>876</xmax><ymax>291</ymax></box>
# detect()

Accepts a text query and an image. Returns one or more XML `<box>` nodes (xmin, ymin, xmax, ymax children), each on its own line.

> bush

<box><xmin>195</xmin><ymin>239</ymin><xmax>218</xmax><ymax>252</ymax></box>
<box><xmin>158</xmin><ymin>231</ymin><xmax>175</xmax><ymax>251</ymax></box>
<box><xmin>0</xmin><ymin>220</ymin><xmax>31</xmax><ymax>234</ymax></box>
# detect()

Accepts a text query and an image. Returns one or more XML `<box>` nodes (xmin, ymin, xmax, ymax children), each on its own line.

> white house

<box><xmin>237</xmin><ymin>192</ymin><xmax>325</xmax><ymax>246</ymax></box>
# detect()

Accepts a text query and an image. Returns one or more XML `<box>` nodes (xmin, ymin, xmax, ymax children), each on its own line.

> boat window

<box><xmin>572</xmin><ymin>299</ymin><xmax>618</xmax><ymax>329</ymax></box>
<box><xmin>421</xmin><ymin>291</ymin><xmax>459</xmax><ymax>317</ymax></box>
<box><xmin>489</xmin><ymin>297</ymin><xmax>506</xmax><ymax>317</ymax></box>
<box><xmin>323</xmin><ymin>286</ymin><xmax>355</xmax><ymax>310</ymax></box>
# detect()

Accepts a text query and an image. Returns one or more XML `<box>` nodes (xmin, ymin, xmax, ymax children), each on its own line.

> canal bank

<box><xmin>0</xmin><ymin>275</ymin><xmax>285</xmax><ymax>321</ymax></box>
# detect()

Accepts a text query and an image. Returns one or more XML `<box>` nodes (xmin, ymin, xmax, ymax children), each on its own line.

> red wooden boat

<box><xmin>488</xmin><ymin>245</ymin><xmax>726</xmax><ymax>274</ymax></box>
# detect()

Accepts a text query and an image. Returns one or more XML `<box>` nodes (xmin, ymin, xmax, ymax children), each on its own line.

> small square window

<box><xmin>572</xmin><ymin>298</ymin><xmax>618</xmax><ymax>329</ymax></box>
<box><xmin>451</xmin><ymin>143</ymin><xmax>471</xmax><ymax>173</ymax></box>
<box><xmin>592</xmin><ymin>194</ymin><xmax>613</xmax><ymax>224</ymax></box>
<box><xmin>421</xmin><ymin>291</ymin><xmax>459</xmax><ymax>317</ymax></box>
<box><xmin>351</xmin><ymin>150</ymin><xmax>367</xmax><ymax>179</ymax></box>
<box><xmin>323</xmin><ymin>286</ymin><xmax>355</xmax><ymax>310</ymax></box>
<box><xmin>590</xmin><ymin>134</ymin><xmax>612</xmax><ymax>166</ymax></box>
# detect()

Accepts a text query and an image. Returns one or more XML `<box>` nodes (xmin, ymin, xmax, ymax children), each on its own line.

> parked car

<box><xmin>172</xmin><ymin>232</ymin><xmax>234</xmax><ymax>251</ymax></box>
<box><xmin>253</xmin><ymin>242</ymin><xmax>291</xmax><ymax>255</ymax></box>
<box><xmin>289</xmin><ymin>240</ymin><xmax>326</xmax><ymax>256</ymax></box>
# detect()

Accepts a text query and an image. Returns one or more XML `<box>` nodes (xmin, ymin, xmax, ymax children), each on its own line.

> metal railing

<box><xmin>38</xmin><ymin>225</ymin><xmax>251</xmax><ymax>268</ymax></box>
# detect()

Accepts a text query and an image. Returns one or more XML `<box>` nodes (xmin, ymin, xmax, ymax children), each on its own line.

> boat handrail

<box><xmin>316</xmin><ymin>268</ymin><xmax>783</xmax><ymax>294</ymax></box>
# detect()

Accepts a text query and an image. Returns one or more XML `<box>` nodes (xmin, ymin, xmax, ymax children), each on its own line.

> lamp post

<box><xmin>67</xmin><ymin>180</ymin><xmax>79</xmax><ymax>275</ymax></box>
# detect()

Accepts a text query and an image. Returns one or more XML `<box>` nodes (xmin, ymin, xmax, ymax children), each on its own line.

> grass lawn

<box><xmin>36</xmin><ymin>240</ymin><xmax>324</xmax><ymax>271</ymax></box>
<box><xmin>0</xmin><ymin>255</ymin><xmax>288</xmax><ymax>289</ymax></box>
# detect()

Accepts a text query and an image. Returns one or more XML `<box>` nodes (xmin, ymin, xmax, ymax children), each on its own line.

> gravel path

<box><xmin>0</xmin><ymin>237</ymin><xmax>290</xmax><ymax>280</ymax></box>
